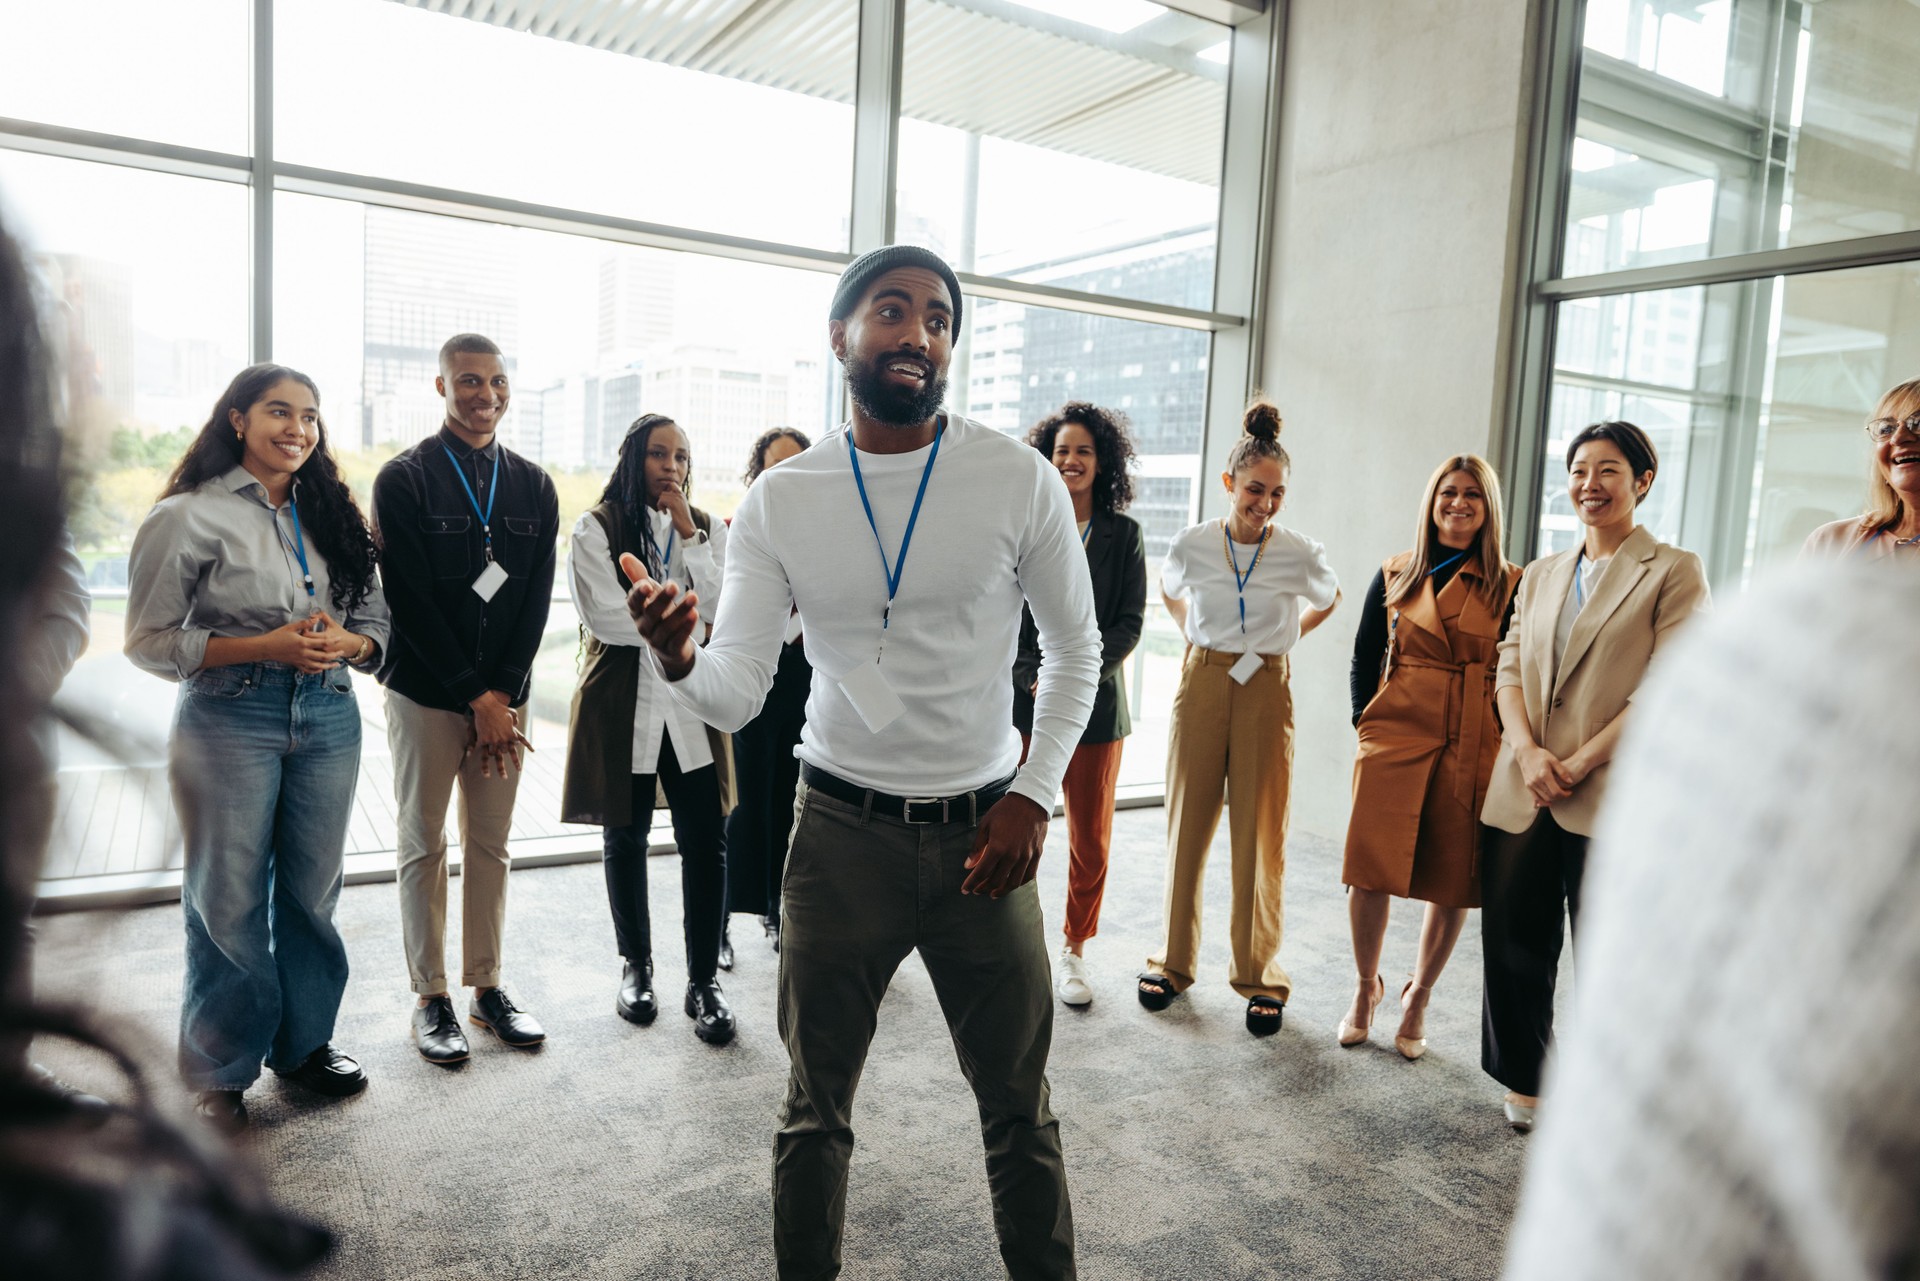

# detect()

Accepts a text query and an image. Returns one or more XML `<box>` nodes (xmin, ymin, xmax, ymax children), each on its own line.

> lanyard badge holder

<box><xmin>283</xmin><ymin>495</ymin><xmax>321</xmax><ymax>631</ymax></box>
<box><xmin>839</xmin><ymin>425</ymin><xmax>943</xmax><ymax>733</ymax></box>
<box><xmin>1224</xmin><ymin>524</ymin><xmax>1271</xmax><ymax>685</ymax></box>
<box><xmin>445</xmin><ymin>446</ymin><xmax>508</xmax><ymax>601</ymax></box>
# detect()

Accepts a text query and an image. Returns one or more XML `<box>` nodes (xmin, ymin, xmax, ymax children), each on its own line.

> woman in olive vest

<box><xmin>563</xmin><ymin>414</ymin><xmax>737</xmax><ymax>1046</ymax></box>
<box><xmin>1340</xmin><ymin>455</ymin><xmax>1520</xmax><ymax>1060</ymax></box>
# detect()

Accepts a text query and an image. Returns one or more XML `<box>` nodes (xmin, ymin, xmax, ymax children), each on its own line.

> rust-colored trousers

<box><xmin>1021</xmin><ymin>734</ymin><xmax>1126</xmax><ymax>946</ymax></box>
<box><xmin>1149</xmin><ymin>648</ymin><xmax>1294</xmax><ymax>1001</ymax></box>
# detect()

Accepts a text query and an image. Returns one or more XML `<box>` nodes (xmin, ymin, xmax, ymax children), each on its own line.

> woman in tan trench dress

<box><xmin>1339</xmin><ymin>455</ymin><xmax>1519</xmax><ymax>1058</ymax></box>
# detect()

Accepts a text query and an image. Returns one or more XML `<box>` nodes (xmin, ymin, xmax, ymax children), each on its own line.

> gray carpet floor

<box><xmin>35</xmin><ymin>808</ymin><xmax>1536</xmax><ymax>1280</ymax></box>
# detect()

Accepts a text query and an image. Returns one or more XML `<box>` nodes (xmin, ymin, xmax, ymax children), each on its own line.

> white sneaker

<box><xmin>1056</xmin><ymin>949</ymin><xmax>1093</xmax><ymax>1007</ymax></box>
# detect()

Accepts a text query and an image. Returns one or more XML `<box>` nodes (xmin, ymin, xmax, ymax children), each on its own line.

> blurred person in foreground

<box><xmin>1800</xmin><ymin>377</ymin><xmax>1920</xmax><ymax>561</ymax></box>
<box><xmin>1501</xmin><ymin>559</ymin><xmax>1920</xmax><ymax>1278</ymax></box>
<box><xmin>0</xmin><ymin>215</ymin><xmax>331</xmax><ymax>1277</ymax></box>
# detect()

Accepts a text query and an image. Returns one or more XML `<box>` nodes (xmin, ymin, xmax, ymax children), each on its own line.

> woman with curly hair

<box><xmin>1013</xmin><ymin>403</ymin><xmax>1146</xmax><ymax>1007</ymax></box>
<box><xmin>125</xmin><ymin>363</ymin><xmax>389</xmax><ymax>1133</ymax></box>
<box><xmin>725</xmin><ymin>426</ymin><xmax>812</xmax><ymax>952</ymax></box>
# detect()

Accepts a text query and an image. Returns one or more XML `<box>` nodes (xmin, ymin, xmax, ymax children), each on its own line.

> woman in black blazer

<box><xmin>1013</xmin><ymin>402</ymin><xmax>1148</xmax><ymax>1008</ymax></box>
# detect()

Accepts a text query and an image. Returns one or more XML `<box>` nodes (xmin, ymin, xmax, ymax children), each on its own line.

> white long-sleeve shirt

<box><xmin>570</xmin><ymin>504</ymin><xmax>726</xmax><ymax>774</ymax></box>
<box><xmin>653</xmin><ymin>414</ymin><xmax>1100</xmax><ymax>809</ymax></box>
<box><xmin>1161</xmin><ymin>519</ymin><xmax>1339</xmax><ymax>655</ymax></box>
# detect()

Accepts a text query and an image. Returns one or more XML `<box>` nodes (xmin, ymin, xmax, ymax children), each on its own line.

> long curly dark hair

<box><xmin>1026</xmin><ymin>401</ymin><xmax>1137</xmax><ymax>514</ymax></box>
<box><xmin>161</xmin><ymin>364</ymin><xmax>377</xmax><ymax>613</ymax></box>
<box><xmin>742</xmin><ymin>426</ymin><xmax>812</xmax><ymax>486</ymax></box>
<box><xmin>601</xmin><ymin>413</ymin><xmax>689</xmax><ymax>558</ymax></box>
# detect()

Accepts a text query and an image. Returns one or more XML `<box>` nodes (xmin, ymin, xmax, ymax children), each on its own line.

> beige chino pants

<box><xmin>1149</xmin><ymin>647</ymin><xmax>1294</xmax><ymax>1001</ymax></box>
<box><xmin>386</xmin><ymin>689</ymin><xmax>519</xmax><ymax>995</ymax></box>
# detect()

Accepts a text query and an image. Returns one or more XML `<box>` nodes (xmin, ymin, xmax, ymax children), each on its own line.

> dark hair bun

<box><xmin>1243</xmin><ymin>401</ymin><xmax>1282</xmax><ymax>442</ymax></box>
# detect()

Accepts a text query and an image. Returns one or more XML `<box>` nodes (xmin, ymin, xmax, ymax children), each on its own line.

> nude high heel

<box><xmin>1336</xmin><ymin>974</ymin><xmax>1384</xmax><ymax>1047</ymax></box>
<box><xmin>1395</xmin><ymin>979</ymin><xmax>1429</xmax><ymax>1061</ymax></box>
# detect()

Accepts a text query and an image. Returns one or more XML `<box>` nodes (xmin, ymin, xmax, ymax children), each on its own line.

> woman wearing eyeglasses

<box><xmin>1801</xmin><ymin>379</ymin><xmax>1920</xmax><ymax>561</ymax></box>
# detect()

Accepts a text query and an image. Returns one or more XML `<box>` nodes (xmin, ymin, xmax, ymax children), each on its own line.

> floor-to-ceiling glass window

<box><xmin>1517</xmin><ymin>0</ymin><xmax>1920</xmax><ymax>585</ymax></box>
<box><xmin>3</xmin><ymin>0</ymin><xmax>1266</xmax><ymax>890</ymax></box>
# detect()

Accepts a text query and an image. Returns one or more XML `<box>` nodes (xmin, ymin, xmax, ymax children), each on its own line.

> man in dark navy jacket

<box><xmin>372</xmin><ymin>333</ymin><xmax>559</xmax><ymax>1066</ymax></box>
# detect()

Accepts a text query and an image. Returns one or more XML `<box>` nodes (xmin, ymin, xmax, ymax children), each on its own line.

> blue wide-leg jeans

<box><xmin>170</xmin><ymin>661</ymin><xmax>361</xmax><ymax>1091</ymax></box>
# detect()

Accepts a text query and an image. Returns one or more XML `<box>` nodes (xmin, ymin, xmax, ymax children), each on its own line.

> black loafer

<box><xmin>764</xmin><ymin>917</ymin><xmax>781</xmax><ymax>954</ymax></box>
<box><xmin>272</xmin><ymin>1044</ymin><xmax>368</xmax><ymax>1097</ymax></box>
<box><xmin>685</xmin><ymin>979</ymin><xmax>736</xmax><ymax>1046</ymax></box>
<box><xmin>470</xmin><ymin>987</ymin><xmax>546</xmax><ymax>1048</ymax></box>
<box><xmin>195</xmin><ymin>1089</ymin><xmax>248</xmax><ymax>1134</ymax></box>
<box><xmin>616</xmin><ymin>960</ymin><xmax>658</xmax><ymax>1026</ymax></box>
<box><xmin>718</xmin><ymin>922</ymin><xmax>735</xmax><ymax>973</ymax></box>
<box><xmin>412</xmin><ymin>995</ymin><xmax>470</xmax><ymax>1066</ymax></box>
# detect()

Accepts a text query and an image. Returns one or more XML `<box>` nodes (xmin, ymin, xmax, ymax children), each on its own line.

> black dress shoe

<box><xmin>272</xmin><ymin>1044</ymin><xmax>368</xmax><ymax>1097</ymax></box>
<box><xmin>412</xmin><ymin>995</ymin><xmax>470</xmax><ymax>1066</ymax></box>
<box><xmin>470</xmin><ymin>987</ymin><xmax>546</xmax><ymax>1047</ymax></box>
<box><xmin>194</xmin><ymin>1089</ymin><xmax>248</xmax><ymax>1134</ymax></box>
<box><xmin>718</xmin><ymin>920</ymin><xmax>735</xmax><ymax>972</ymax></box>
<box><xmin>616</xmin><ymin>959</ymin><xmax>658</xmax><ymax>1025</ymax></box>
<box><xmin>764</xmin><ymin>916</ymin><xmax>780</xmax><ymax>954</ymax></box>
<box><xmin>685</xmin><ymin>978</ymin><xmax>735</xmax><ymax>1046</ymax></box>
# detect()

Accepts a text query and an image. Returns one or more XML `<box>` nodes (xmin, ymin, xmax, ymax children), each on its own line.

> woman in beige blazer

<box><xmin>1480</xmin><ymin>421</ymin><xmax>1709</xmax><ymax>1132</ymax></box>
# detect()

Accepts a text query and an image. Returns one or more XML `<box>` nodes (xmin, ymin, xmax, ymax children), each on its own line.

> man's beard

<box><xmin>844</xmin><ymin>351</ymin><xmax>948</xmax><ymax>427</ymax></box>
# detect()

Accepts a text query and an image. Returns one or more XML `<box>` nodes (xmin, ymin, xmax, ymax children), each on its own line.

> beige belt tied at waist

<box><xmin>1391</xmin><ymin>654</ymin><xmax>1496</xmax><ymax>809</ymax></box>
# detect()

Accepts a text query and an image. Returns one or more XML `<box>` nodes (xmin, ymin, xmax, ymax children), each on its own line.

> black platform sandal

<box><xmin>1245</xmin><ymin>995</ymin><xmax>1284</xmax><ymax>1036</ymax></box>
<box><xmin>1136</xmin><ymin>973</ymin><xmax>1179</xmax><ymax>1012</ymax></box>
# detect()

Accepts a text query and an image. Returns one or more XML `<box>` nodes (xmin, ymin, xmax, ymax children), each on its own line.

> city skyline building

<box><xmin>359</xmin><ymin>206</ymin><xmax>518</xmax><ymax>449</ymax></box>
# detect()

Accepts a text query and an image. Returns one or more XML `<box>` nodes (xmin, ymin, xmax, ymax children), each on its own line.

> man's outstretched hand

<box><xmin>963</xmin><ymin>792</ymin><xmax>1050</xmax><ymax>898</ymax></box>
<box><xmin>620</xmin><ymin>551</ymin><xmax>700</xmax><ymax>681</ymax></box>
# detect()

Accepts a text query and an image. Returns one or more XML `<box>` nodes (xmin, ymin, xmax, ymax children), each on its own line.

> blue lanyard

<box><xmin>1428</xmin><ymin>551</ymin><xmax>1465</xmax><ymax>579</ymax></box>
<box><xmin>1574</xmin><ymin>549</ymin><xmax>1593</xmax><ymax>608</ymax></box>
<box><xmin>847</xmin><ymin>424</ymin><xmax>943</xmax><ymax>631</ymax></box>
<box><xmin>1226</xmin><ymin>526</ymin><xmax>1270</xmax><ymax>635</ymax></box>
<box><xmin>1080</xmin><ymin>521</ymin><xmax>1092</xmax><ymax>546</ymax></box>
<box><xmin>641</xmin><ymin>516</ymin><xmax>676</xmax><ymax>578</ymax></box>
<box><xmin>442</xmin><ymin>445</ymin><xmax>499</xmax><ymax>562</ymax></box>
<box><xmin>282</xmin><ymin>495</ymin><xmax>316</xmax><ymax>603</ymax></box>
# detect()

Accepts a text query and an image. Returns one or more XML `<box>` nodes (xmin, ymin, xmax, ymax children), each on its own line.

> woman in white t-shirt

<box><xmin>1140</xmin><ymin>402</ymin><xmax>1341</xmax><ymax>1035</ymax></box>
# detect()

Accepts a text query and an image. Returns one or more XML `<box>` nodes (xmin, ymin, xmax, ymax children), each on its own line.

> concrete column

<box><xmin>1258</xmin><ymin>0</ymin><xmax>1539</xmax><ymax>839</ymax></box>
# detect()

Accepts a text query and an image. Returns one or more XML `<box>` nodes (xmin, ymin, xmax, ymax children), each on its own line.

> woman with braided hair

<box><xmin>1141</xmin><ymin>401</ymin><xmax>1340</xmax><ymax>1036</ymax></box>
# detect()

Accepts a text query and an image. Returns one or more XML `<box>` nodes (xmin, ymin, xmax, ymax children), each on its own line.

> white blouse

<box><xmin>569</xmin><ymin>505</ymin><xmax>726</xmax><ymax>775</ymax></box>
<box><xmin>1161</xmin><ymin>519</ymin><xmax>1339</xmax><ymax>655</ymax></box>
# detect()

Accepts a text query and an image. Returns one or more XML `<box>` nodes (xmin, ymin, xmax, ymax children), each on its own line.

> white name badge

<box><xmin>1229</xmin><ymin>651</ymin><xmax>1264</xmax><ymax>685</ymax></box>
<box><xmin>471</xmin><ymin>560</ymin><xmax>509</xmax><ymax>602</ymax></box>
<box><xmin>839</xmin><ymin>658</ymin><xmax>905</xmax><ymax>734</ymax></box>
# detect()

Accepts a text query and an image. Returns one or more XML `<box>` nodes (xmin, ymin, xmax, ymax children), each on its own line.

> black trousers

<box><xmin>725</xmin><ymin>640</ymin><xmax>810</xmax><ymax>923</ymax></box>
<box><xmin>1480</xmin><ymin>811</ymin><xmax>1589</xmax><ymax>1096</ymax></box>
<box><xmin>602</xmin><ymin>737</ymin><xmax>726</xmax><ymax>983</ymax></box>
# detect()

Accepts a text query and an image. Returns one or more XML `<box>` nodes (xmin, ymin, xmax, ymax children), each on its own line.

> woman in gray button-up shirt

<box><xmin>125</xmin><ymin>363</ymin><xmax>388</xmax><ymax>1132</ymax></box>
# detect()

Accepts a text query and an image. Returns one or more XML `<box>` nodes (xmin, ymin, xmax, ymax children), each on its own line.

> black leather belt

<box><xmin>800</xmin><ymin>764</ymin><xmax>1015</xmax><ymax>826</ymax></box>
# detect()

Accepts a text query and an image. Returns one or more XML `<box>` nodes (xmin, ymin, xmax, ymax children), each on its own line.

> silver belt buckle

<box><xmin>903</xmin><ymin>796</ymin><xmax>947</xmax><ymax>825</ymax></box>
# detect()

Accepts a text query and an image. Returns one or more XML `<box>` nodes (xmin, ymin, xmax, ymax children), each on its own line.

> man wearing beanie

<box><xmin>625</xmin><ymin>244</ymin><xmax>1098</xmax><ymax>1279</ymax></box>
